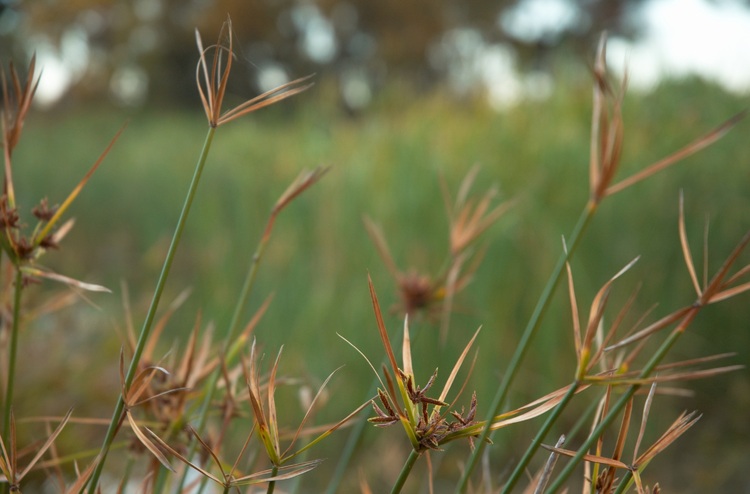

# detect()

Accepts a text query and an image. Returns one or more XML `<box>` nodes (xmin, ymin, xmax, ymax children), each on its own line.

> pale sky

<box><xmin>608</xmin><ymin>0</ymin><xmax>750</xmax><ymax>93</ymax></box>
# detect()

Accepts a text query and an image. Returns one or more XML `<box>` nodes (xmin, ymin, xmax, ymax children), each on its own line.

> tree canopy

<box><xmin>0</xmin><ymin>0</ymin><xmax>644</xmax><ymax>107</ymax></box>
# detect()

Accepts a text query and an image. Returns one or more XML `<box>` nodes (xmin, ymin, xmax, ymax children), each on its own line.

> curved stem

<box><xmin>87</xmin><ymin>127</ymin><xmax>217</xmax><ymax>492</ymax></box>
<box><xmin>391</xmin><ymin>449</ymin><xmax>421</xmax><ymax>494</ymax></box>
<box><xmin>2</xmin><ymin>269</ymin><xmax>23</xmax><ymax>444</ymax></box>
<box><xmin>456</xmin><ymin>203</ymin><xmax>596</xmax><ymax>493</ymax></box>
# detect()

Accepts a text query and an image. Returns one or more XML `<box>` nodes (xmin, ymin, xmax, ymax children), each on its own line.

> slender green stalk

<box><xmin>86</xmin><ymin>127</ymin><xmax>217</xmax><ymax>493</ymax></box>
<box><xmin>545</xmin><ymin>311</ymin><xmax>695</xmax><ymax>493</ymax></box>
<box><xmin>501</xmin><ymin>381</ymin><xmax>581</xmax><ymax>493</ymax></box>
<box><xmin>456</xmin><ymin>203</ymin><xmax>596</xmax><ymax>493</ymax></box>
<box><xmin>1</xmin><ymin>269</ymin><xmax>22</xmax><ymax>494</ymax></box>
<box><xmin>392</xmin><ymin>449</ymin><xmax>421</xmax><ymax>494</ymax></box>
<box><xmin>611</xmin><ymin>470</ymin><xmax>635</xmax><ymax>494</ymax></box>
<box><xmin>267</xmin><ymin>465</ymin><xmax>279</xmax><ymax>494</ymax></box>
<box><xmin>566</xmin><ymin>391</ymin><xmax>604</xmax><ymax>443</ymax></box>
<box><xmin>0</xmin><ymin>251</ymin><xmax>3</xmax><ymax>421</ymax></box>
<box><xmin>2</xmin><ymin>269</ymin><xmax>23</xmax><ymax>440</ymax></box>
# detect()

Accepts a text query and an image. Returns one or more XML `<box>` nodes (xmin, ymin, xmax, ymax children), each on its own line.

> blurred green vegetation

<box><xmin>10</xmin><ymin>75</ymin><xmax>750</xmax><ymax>491</ymax></box>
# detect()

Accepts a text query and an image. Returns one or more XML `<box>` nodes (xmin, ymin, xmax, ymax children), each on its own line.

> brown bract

<box><xmin>195</xmin><ymin>16</ymin><xmax>314</xmax><ymax>128</ymax></box>
<box><xmin>587</xmin><ymin>34</ymin><xmax>746</xmax><ymax>206</ymax></box>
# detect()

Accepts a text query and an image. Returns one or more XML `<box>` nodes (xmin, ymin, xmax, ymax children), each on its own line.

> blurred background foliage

<box><xmin>1</xmin><ymin>0</ymin><xmax>750</xmax><ymax>491</ymax></box>
<box><xmin>1</xmin><ymin>0</ymin><xmax>646</xmax><ymax>110</ymax></box>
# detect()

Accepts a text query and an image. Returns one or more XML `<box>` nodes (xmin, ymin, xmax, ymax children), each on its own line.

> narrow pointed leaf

<box><xmin>401</xmin><ymin>316</ymin><xmax>413</xmax><ymax>379</ymax></box>
<box><xmin>368</xmin><ymin>275</ymin><xmax>399</xmax><ymax>381</ymax></box>
<box><xmin>20</xmin><ymin>267</ymin><xmax>110</xmax><ymax>293</ymax></box>
<box><xmin>437</xmin><ymin>326</ymin><xmax>481</xmax><ymax>404</ymax></box>
<box><xmin>18</xmin><ymin>408</ymin><xmax>73</xmax><ymax>480</ymax></box>
<box><xmin>233</xmin><ymin>459</ymin><xmax>324</xmax><ymax>485</ymax></box>
<box><xmin>145</xmin><ymin>427</ymin><xmax>221</xmax><ymax>484</ymax></box>
<box><xmin>126</xmin><ymin>414</ymin><xmax>174</xmax><ymax>473</ymax></box>
<box><xmin>35</xmin><ymin>124</ymin><xmax>126</xmax><ymax>245</ymax></box>
<box><xmin>282</xmin><ymin>366</ymin><xmax>343</xmax><ymax>459</ymax></box>
<box><xmin>267</xmin><ymin>347</ymin><xmax>283</xmax><ymax>460</ymax></box>
<box><xmin>540</xmin><ymin>444</ymin><xmax>629</xmax><ymax>470</ymax></box>
<box><xmin>679</xmin><ymin>192</ymin><xmax>702</xmax><ymax>297</ymax></box>
<box><xmin>606</xmin><ymin>111</ymin><xmax>746</xmax><ymax>196</ymax></box>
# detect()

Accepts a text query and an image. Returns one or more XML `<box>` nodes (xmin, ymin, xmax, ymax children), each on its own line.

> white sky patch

<box><xmin>33</xmin><ymin>29</ymin><xmax>89</xmax><ymax>107</ymax></box>
<box><xmin>608</xmin><ymin>0</ymin><xmax>750</xmax><ymax>93</ymax></box>
<box><xmin>479</xmin><ymin>44</ymin><xmax>523</xmax><ymax>110</ymax></box>
<box><xmin>35</xmin><ymin>48</ymin><xmax>72</xmax><ymax>106</ymax></box>
<box><xmin>499</xmin><ymin>0</ymin><xmax>579</xmax><ymax>42</ymax></box>
<box><xmin>291</xmin><ymin>4</ymin><xmax>338</xmax><ymax>64</ymax></box>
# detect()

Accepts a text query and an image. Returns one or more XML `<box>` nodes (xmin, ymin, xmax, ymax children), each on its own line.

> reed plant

<box><xmin>0</xmin><ymin>21</ymin><xmax>747</xmax><ymax>494</ymax></box>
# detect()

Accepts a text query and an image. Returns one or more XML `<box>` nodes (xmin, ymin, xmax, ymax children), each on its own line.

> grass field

<box><xmin>5</xmin><ymin>71</ymin><xmax>750</xmax><ymax>492</ymax></box>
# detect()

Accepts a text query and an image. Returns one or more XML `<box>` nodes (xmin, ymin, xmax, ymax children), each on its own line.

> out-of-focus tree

<box><xmin>0</xmin><ymin>0</ymin><xmax>649</xmax><ymax>109</ymax></box>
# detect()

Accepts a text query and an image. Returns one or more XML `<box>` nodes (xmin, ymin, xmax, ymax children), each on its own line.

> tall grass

<box><xmin>1</xmin><ymin>24</ymin><xmax>749</xmax><ymax>492</ymax></box>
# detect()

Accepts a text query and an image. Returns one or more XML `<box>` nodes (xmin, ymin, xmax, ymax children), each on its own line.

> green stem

<box><xmin>392</xmin><ymin>449</ymin><xmax>421</xmax><ymax>494</ymax></box>
<box><xmin>611</xmin><ymin>470</ymin><xmax>635</xmax><ymax>494</ymax></box>
<box><xmin>86</xmin><ymin>127</ymin><xmax>216</xmax><ymax>493</ymax></box>
<box><xmin>501</xmin><ymin>381</ymin><xmax>581</xmax><ymax>493</ymax></box>
<box><xmin>0</xmin><ymin>269</ymin><xmax>22</xmax><ymax>494</ymax></box>
<box><xmin>545</xmin><ymin>310</ymin><xmax>695</xmax><ymax>493</ymax></box>
<box><xmin>2</xmin><ymin>269</ymin><xmax>23</xmax><ymax>441</ymax></box>
<box><xmin>456</xmin><ymin>203</ymin><xmax>596</xmax><ymax>493</ymax></box>
<box><xmin>266</xmin><ymin>465</ymin><xmax>279</xmax><ymax>494</ymax></box>
<box><xmin>0</xmin><ymin>250</ymin><xmax>3</xmax><ymax>420</ymax></box>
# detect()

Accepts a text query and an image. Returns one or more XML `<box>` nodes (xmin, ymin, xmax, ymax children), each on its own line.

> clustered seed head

<box><xmin>32</xmin><ymin>197</ymin><xmax>57</xmax><ymax>221</ymax></box>
<box><xmin>398</xmin><ymin>270</ymin><xmax>439</xmax><ymax>316</ymax></box>
<box><xmin>0</xmin><ymin>193</ymin><xmax>63</xmax><ymax>262</ymax></box>
<box><xmin>0</xmin><ymin>196</ymin><xmax>20</xmax><ymax>229</ymax></box>
<box><xmin>369</xmin><ymin>369</ymin><xmax>479</xmax><ymax>452</ymax></box>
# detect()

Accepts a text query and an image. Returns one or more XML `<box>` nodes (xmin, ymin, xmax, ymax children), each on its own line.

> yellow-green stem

<box><xmin>456</xmin><ymin>202</ymin><xmax>596</xmax><ymax>493</ymax></box>
<box><xmin>0</xmin><ymin>269</ymin><xmax>22</xmax><ymax>494</ymax></box>
<box><xmin>392</xmin><ymin>449</ymin><xmax>421</xmax><ymax>494</ymax></box>
<box><xmin>2</xmin><ymin>269</ymin><xmax>23</xmax><ymax>442</ymax></box>
<box><xmin>86</xmin><ymin>127</ymin><xmax>216</xmax><ymax>493</ymax></box>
